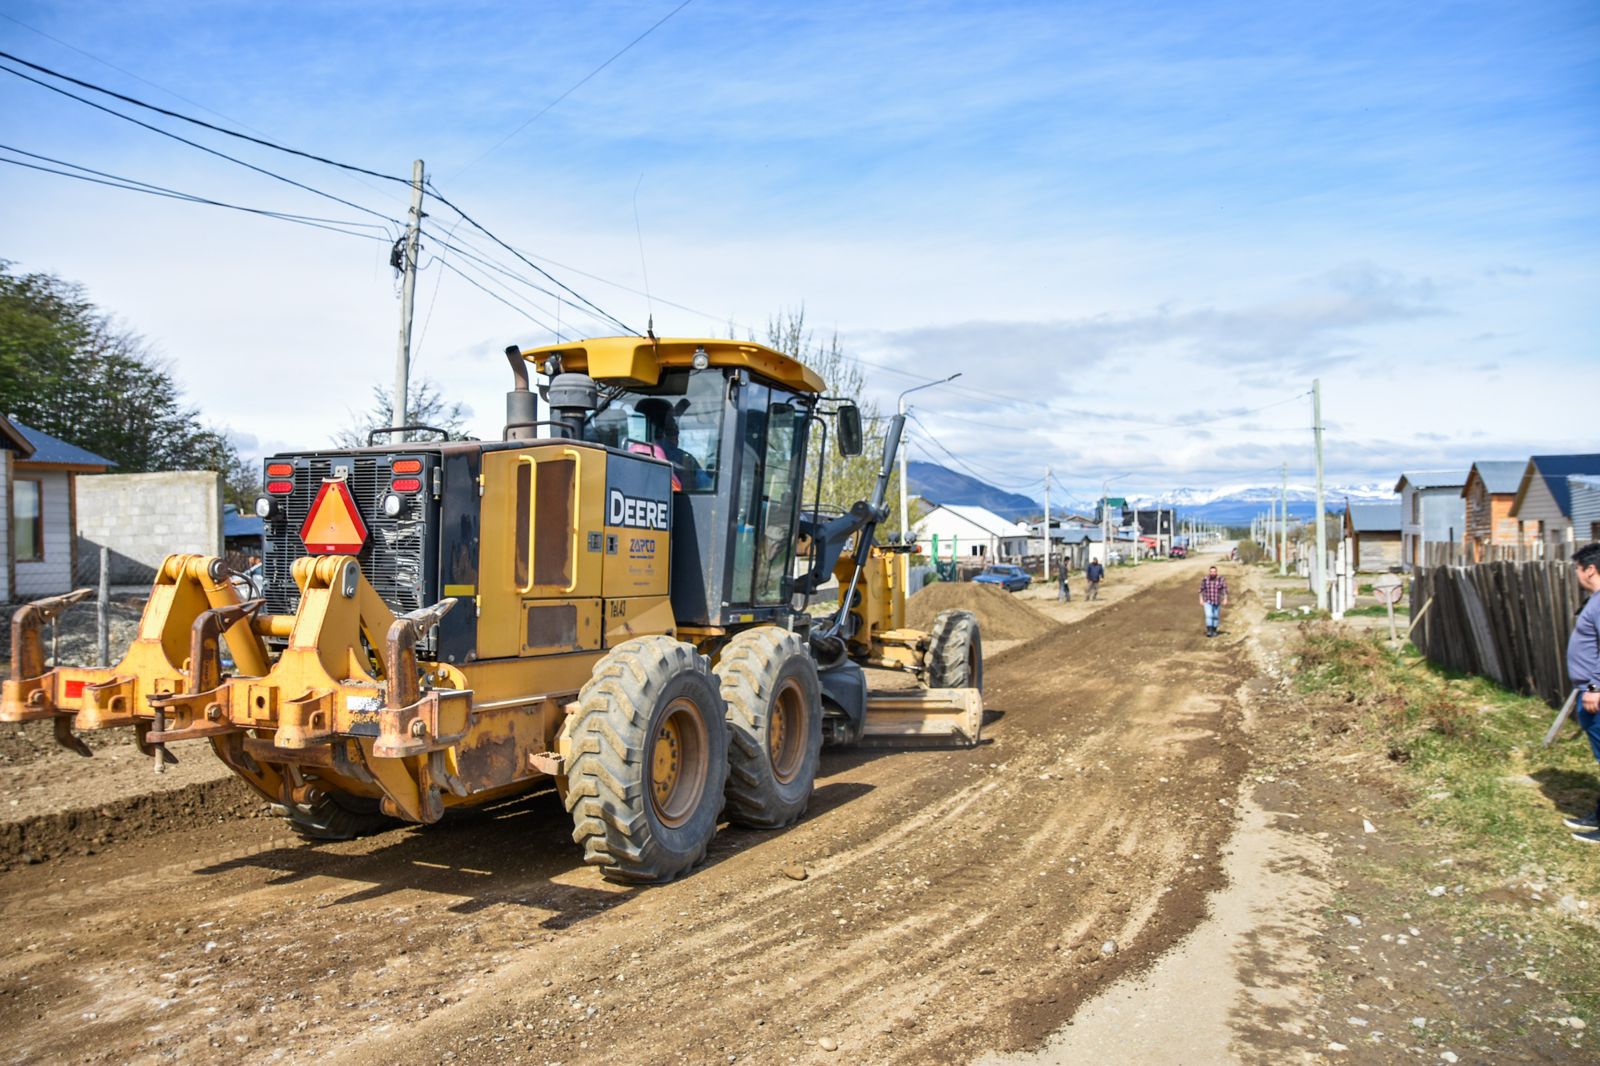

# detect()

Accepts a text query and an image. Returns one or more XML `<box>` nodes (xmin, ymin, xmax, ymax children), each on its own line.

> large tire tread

<box><xmin>274</xmin><ymin>791</ymin><xmax>394</xmax><ymax>842</ymax></box>
<box><xmin>563</xmin><ymin>635</ymin><xmax>728</xmax><ymax>884</ymax></box>
<box><xmin>926</xmin><ymin>609</ymin><xmax>983</xmax><ymax>691</ymax></box>
<box><xmin>717</xmin><ymin>626</ymin><xmax>823</xmax><ymax>830</ymax></box>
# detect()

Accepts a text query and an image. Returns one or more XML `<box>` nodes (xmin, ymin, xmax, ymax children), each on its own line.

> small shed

<box><xmin>1342</xmin><ymin>502</ymin><xmax>1402</xmax><ymax>572</ymax></box>
<box><xmin>1394</xmin><ymin>470</ymin><xmax>1466</xmax><ymax>569</ymax></box>
<box><xmin>1509</xmin><ymin>453</ymin><xmax>1600</xmax><ymax>558</ymax></box>
<box><xmin>7</xmin><ymin>420</ymin><xmax>114</xmax><ymax>598</ymax></box>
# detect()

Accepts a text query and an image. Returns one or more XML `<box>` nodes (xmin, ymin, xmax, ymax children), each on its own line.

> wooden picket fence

<box><xmin>1409</xmin><ymin>561</ymin><xmax>1583</xmax><ymax>708</ymax></box>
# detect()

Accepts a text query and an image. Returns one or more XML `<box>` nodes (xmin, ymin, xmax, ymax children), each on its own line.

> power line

<box><xmin>423</xmin><ymin>186</ymin><xmax>638</xmax><ymax>335</ymax></box>
<box><xmin>0</xmin><ymin>59</ymin><xmax>404</xmax><ymax>227</ymax></box>
<box><xmin>435</xmin><ymin>255</ymin><xmax>567</xmax><ymax>339</ymax></box>
<box><xmin>452</xmin><ymin>0</ymin><xmax>699</xmax><ymax>177</ymax></box>
<box><xmin>0</xmin><ymin>48</ymin><xmax>410</xmax><ymax>184</ymax></box>
<box><xmin>419</xmin><ymin>226</ymin><xmax>617</xmax><ymax>336</ymax></box>
<box><xmin>0</xmin><ymin>146</ymin><xmax>389</xmax><ymax>242</ymax></box>
<box><xmin>435</xmin><ymin>259</ymin><xmax>566</xmax><ymax>338</ymax></box>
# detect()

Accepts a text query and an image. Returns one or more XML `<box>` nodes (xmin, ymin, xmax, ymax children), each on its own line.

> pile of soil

<box><xmin>905</xmin><ymin>580</ymin><xmax>1055</xmax><ymax>641</ymax></box>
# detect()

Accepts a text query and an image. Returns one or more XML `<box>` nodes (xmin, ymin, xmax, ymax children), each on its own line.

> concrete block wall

<box><xmin>76</xmin><ymin>471</ymin><xmax>223</xmax><ymax>584</ymax></box>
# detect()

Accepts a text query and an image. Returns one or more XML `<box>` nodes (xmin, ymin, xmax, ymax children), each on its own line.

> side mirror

<box><xmin>837</xmin><ymin>403</ymin><xmax>864</xmax><ymax>456</ymax></box>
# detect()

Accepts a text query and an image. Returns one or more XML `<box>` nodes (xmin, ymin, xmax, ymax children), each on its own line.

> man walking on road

<box><xmin>1200</xmin><ymin>566</ymin><xmax>1229</xmax><ymax>638</ymax></box>
<box><xmin>1564</xmin><ymin>543</ymin><xmax>1600</xmax><ymax>843</ymax></box>
<box><xmin>1085</xmin><ymin>558</ymin><xmax>1104</xmax><ymax>601</ymax></box>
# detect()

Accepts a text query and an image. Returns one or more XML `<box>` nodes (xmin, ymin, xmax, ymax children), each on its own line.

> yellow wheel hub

<box><xmin>649</xmin><ymin>697</ymin><xmax>708</xmax><ymax>828</ymax></box>
<box><xmin>769</xmin><ymin>678</ymin><xmax>805</xmax><ymax>785</ymax></box>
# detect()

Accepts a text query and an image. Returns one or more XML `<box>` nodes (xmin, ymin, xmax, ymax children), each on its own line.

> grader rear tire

<box><xmin>716</xmin><ymin>626</ymin><xmax>823</xmax><ymax>829</ymax></box>
<box><xmin>274</xmin><ymin>790</ymin><xmax>395</xmax><ymax>842</ymax></box>
<box><xmin>564</xmin><ymin>635</ymin><xmax>729</xmax><ymax>883</ymax></box>
<box><xmin>926</xmin><ymin>609</ymin><xmax>983</xmax><ymax>691</ymax></box>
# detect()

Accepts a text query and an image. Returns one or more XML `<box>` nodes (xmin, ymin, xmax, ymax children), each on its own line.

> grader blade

<box><xmin>860</xmin><ymin>687</ymin><xmax>984</xmax><ymax>747</ymax></box>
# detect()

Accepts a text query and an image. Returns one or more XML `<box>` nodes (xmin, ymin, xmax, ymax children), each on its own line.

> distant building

<box><xmin>1511</xmin><ymin>454</ymin><xmax>1600</xmax><ymax>558</ymax></box>
<box><xmin>1570</xmin><ymin>476</ymin><xmax>1600</xmax><ymax>545</ymax></box>
<box><xmin>1462</xmin><ymin>460</ymin><xmax>1541</xmax><ymax>561</ymax></box>
<box><xmin>1394</xmin><ymin>470</ymin><xmax>1466</xmax><ymax>569</ymax></box>
<box><xmin>1342</xmin><ymin>502</ymin><xmax>1402</xmax><ymax>572</ymax></box>
<box><xmin>916</xmin><ymin>504</ymin><xmax>1032</xmax><ymax>562</ymax></box>
<box><xmin>2</xmin><ymin>418</ymin><xmax>115</xmax><ymax>599</ymax></box>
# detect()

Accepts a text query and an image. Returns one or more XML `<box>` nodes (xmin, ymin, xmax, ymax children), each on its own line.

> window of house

<box><xmin>14</xmin><ymin>479</ymin><xmax>42</xmax><ymax>561</ymax></box>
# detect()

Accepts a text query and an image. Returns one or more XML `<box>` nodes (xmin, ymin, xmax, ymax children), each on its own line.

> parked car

<box><xmin>1170</xmin><ymin>545</ymin><xmax>1188</xmax><ymax>559</ymax></box>
<box><xmin>973</xmin><ymin>564</ymin><xmax>1031</xmax><ymax>592</ymax></box>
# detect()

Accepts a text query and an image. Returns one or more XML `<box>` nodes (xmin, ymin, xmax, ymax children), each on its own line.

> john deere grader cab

<box><xmin>2</xmin><ymin>338</ymin><xmax>983</xmax><ymax>882</ymax></box>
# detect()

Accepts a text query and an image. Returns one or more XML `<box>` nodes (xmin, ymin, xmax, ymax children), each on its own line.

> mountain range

<box><xmin>906</xmin><ymin>462</ymin><xmax>1397</xmax><ymax>525</ymax></box>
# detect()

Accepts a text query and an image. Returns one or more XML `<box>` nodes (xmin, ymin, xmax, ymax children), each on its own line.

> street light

<box><xmin>897</xmin><ymin>374</ymin><xmax>962</xmax><ymax>536</ymax></box>
<box><xmin>1101</xmin><ymin>473</ymin><xmax>1130</xmax><ymax>567</ymax></box>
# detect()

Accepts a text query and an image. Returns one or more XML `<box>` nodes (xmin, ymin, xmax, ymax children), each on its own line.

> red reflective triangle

<box><xmin>299</xmin><ymin>479</ymin><xmax>369</xmax><ymax>555</ymax></box>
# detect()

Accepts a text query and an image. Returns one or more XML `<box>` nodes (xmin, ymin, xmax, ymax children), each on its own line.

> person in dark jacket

<box><xmin>1085</xmin><ymin>559</ymin><xmax>1105</xmax><ymax>600</ymax></box>
<box><xmin>1565</xmin><ymin>542</ymin><xmax>1600</xmax><ymax>843</ymax></box>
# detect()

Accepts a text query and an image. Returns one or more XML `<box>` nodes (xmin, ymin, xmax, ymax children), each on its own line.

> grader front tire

<box><xmin>926</xmin><ymin>609</ymin><xmax>983</xmax><ymax>691</ymax></box>
<box><xmin>564</xmin><ymin>635</ymin><xmax>729</xmax><ymax>884</ymax></box>
<box><xmin>717</xmin><ymin>626</ymin><xmax>823</xmax><ymax>829</ymax></box>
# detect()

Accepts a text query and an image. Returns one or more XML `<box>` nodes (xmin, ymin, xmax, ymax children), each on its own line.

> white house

<box><xmin>1393</xmin><ymin>470</ymin><xmax>1466</xmax><ymax>569</ymax></box>
<box><xmin>4</xmin><ymin>418</ymin><xmax>115</xmax><ymax>600</ymax></box>
<box><xmin>1511</xmin><ymin>454</ymin><xmax>1600</xmax><ymax>557</ymax></box>
<box><xmin>915</xmin><ymin>504</ymin><xmax>1032</xmax><ymax>562</ymax></box>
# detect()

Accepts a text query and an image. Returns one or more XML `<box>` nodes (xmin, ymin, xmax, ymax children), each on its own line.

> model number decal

<box><xmin>608</xmin><ymin>488</ymin><xmax>669</xmax><ymax>531</ymax></box>
<box><xmin>629</xmin><ymin>538</ymin><xmax>655</xmax><ymax>554</ymax></box>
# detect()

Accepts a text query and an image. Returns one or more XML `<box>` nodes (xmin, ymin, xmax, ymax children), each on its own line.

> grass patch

<box><xmin>1266</xmin><ymin>608</ymin><xmax>1330</xmax><ymax>622</ymax></box>
<box><xmin>1339</xmin><ymin>603</ymin><xmax>1406</xmax><ymax>617</ymax></box>
<box><xmin>1292</xmin><ymin>625</ymin><xmax>1600</xmax><ymax>1022</ymax></box>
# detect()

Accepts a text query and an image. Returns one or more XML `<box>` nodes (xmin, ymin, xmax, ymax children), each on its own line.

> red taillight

<box><xmin>392</xmin><ymin>459</ymin><xmax>422</xmax><ymax>474</ymax></box>
<box><xmin>267</xmin><ymin>480</ymin><xmax>294</xmax><ymax>494</ymax></box>
<box><xmin>265</xmin><ymin>462</ymin><xmax>294</xmax><ymax>478</ymax></box>
<box><xmin>391</xmin><ymin>478</ymin><xmax>421</xmax><ymax>493</ymax></box>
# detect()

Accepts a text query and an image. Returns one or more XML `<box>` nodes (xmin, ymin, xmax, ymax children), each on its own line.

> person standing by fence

<box><xmin>1199</xmin><ymin>565</ymin><xmax>1229</xmax><ymax>638</ymax></box>
<box><xmin>1565</xmin><ymin>543</ymin><xmax>1600</xmax><ymax>843</ymax></box>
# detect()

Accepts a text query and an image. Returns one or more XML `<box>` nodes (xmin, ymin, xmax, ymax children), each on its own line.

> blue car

<box><xmin>973</xmin><ymin>564</ymin><xmax>1031</xmax><ymax>592</ymax></box>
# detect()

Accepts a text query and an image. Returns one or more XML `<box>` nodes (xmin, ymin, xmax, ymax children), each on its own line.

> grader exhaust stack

<box><xmin>3</xmin><ymin>336</ymin><xmax>984</xmax><ymax>884</ymax></box>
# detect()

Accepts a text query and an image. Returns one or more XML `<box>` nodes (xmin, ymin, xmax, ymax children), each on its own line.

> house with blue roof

<box><xmin>1</xmin><ymin>416</ymin><xmax>114</xmax><ymax>599</ymax></box>
<box><xmin>1341</xmin><ymin>501</ymin><xmax>1402</xmax><ymax>571</ymax></box>
<box><xmin>1510</xmin><ymin>454</ymin><xmax>1600</xmax><ymax>558</ymax></box>
<box><xmin>1462</xmin><ymin>460</ymin><xmax>1541</xmax><ymax>561</ymax></box>
<box><xmin>1394</xmin><ymin>470</ymin><xmax>1466</xmax><ymax>569</ymax></box>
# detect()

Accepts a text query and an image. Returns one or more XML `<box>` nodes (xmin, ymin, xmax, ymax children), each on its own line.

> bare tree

<box><xmin>333</xmin><ymin>378</ymin><xmax>471</xmax><ymax>448</ymax></box>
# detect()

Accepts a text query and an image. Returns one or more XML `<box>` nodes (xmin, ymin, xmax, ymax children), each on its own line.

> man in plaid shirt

<box><xmin>1199</xmin><ymin>566</ymin><xmax>1229</xmax><ymax>638</ymax></box>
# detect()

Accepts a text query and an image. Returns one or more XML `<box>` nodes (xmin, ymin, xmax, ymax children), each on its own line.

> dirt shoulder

<box><xmin>992</xmin><ymin>562</ymin><xmax>1598</xmax><ymax>1065</ymax></box>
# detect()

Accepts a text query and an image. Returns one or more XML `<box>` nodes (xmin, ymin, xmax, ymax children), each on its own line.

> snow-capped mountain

<box><xmin>1128</xmin><ymin>483</ymin><xmax>1397</xmax><ymax>524</ymax></box>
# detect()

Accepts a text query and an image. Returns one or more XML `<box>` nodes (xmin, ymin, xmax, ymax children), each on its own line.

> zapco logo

<box><xmin>608</xmin><ymin>489</ymin><xmax>669</xmax><ymax>531</ymax></box>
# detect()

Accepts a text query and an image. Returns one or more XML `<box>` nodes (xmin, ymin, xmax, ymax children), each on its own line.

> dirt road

<box><xmin>0</xmin><ymin>562</ymin><xmax>1249</xmax><ymax>1065</ymax></box>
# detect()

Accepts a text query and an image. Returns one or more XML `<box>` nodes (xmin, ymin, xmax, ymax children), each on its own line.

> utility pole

<box><xmin>1043</xmin><ymin>467</ymin><xmax>1051</xmax><ymax>582</ymax></box>
<box><xmin>392</xmin><ymin>158</ymin><xmax>426</xmax><ymax>431</ymax></box>
<box><xmin>1279</xmin><ymin>462</ymin><xmax>1288</xmax><ymax>575</ymax></box>
<box><xmin>1132</xmin><ymin>500</ymin><xmax>1140</xmax><ymax>565</ymax></box>
<box><xmin>897</xmin><ymin>374</ymin><xmax>960</xmax><ymax>537</ymax></box>
<box><xmin>1313</xmin><ymin>378</ymin><xmax>1328</xmax><ymax>610</ymax></box>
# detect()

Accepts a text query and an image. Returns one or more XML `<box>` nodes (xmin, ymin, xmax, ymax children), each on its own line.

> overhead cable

<box><xmin>0</xmin><ymin>146</ymin><xmax>389</xmax><ymax>241</ymax></box>
<box><xmin>0</xmin><ymin>49</ymin><xmax>410</xmax><ymax>184</ymax></box>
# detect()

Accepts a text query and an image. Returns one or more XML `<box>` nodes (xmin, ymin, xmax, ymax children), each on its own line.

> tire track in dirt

<box><xmin>0</xmin><ymin>563</ymin><xmax>1252</xmax><ymax>1065</ymax></box>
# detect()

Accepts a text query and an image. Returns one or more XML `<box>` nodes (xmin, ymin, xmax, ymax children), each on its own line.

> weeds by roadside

<box><xmin>1291</xmin><ymin>623</ymin><xmax>1600</xmax><ymax>1034</ymax></box>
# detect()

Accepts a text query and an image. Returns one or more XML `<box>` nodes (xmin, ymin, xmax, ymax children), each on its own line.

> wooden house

<box><xmin>1462</xmin><ymin>460</ymin><xmax>1540</xmax><ymax>561</ymax></box>
<box><xmin>1509</xmin><ymin>453</ymin><xmax>1600</xmax><ymax>559</ymax></box>
<box><xmin>1342</xmin><ymin>502</ymin><xmax>1402</xmax><ymax>571</ymax></box>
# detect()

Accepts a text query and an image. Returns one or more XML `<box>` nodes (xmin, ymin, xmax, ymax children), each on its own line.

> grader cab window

<box><xmin>587</xmin><ymin>369</ymin><xmax>723</xmax><ymax>492</ymax></box>
<box><xmin>730</xmin><ymin>385</ymin><xmax>808</xmax><ymax>605</ymax></box>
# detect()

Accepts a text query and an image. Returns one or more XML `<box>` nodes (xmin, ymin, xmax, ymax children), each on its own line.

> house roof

<box><xmin>926</xmin><ymin>504</ymin><xmax>1031</xmax><ymax>538</ymax></box>
<box><xmin>1394</xmin><ymin>470</ymin><xmax>1465</xmax><ymax>493</ymax></box>
<box><xmin>0</xmin><ymin>415</ymin><xmax>35</xmax><ymax>457</ymax></box>
<box><xmin>1464</xmin><ymin>460</ymin><xmax>1526</xmax><ymax>497</ymax></box>
<box><xmin>1346</xmin><ymin>502</ymin><xmax>1402</xmax><ymax>533</ymax></box>
<box><xmin>222</xmin><ymin>504</ymin><xmax>263</xmax><ymax>540</ymax></box>
<box><xmin>11</xmin><ymin>420</ymin><xmax>114</xmax><ymax>469</ymax></box>
<box><xmin>1521</xmin><ymin>454</ymin><xmax>1600</xmax><ymax>518</ymax></box>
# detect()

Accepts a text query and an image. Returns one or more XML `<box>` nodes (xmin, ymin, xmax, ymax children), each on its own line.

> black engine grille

<box><xmin>262</xmin><ymin>453</ymin><xmax>434</xmax><ymax>622</ymax></box>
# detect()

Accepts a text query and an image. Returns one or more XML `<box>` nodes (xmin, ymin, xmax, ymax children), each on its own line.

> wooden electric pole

<box><xmin>1313</xmin><ymin>378</ymin><xmax>1328</xmax><ymax>610</ymax></box>
<box><xmin>393</xmin><ymin>159</ymin><xmax>426</xmax><ymax>431</ymax></box>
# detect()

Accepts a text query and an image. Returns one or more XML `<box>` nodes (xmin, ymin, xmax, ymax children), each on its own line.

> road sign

<box><xmin>1372</xmin><ymin>575</ymin><xmax>1404</xmax><ymax>605</ymax></box>
<box><xmin>299</xmin><ymin>479</ymin><xmax>369</xmax><ymax>555</ymax></box>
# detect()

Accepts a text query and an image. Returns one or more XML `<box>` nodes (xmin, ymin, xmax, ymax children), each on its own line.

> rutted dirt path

<box><xmin>0</xmin><ymin>561</ymin><xmax>1250</xmax><ymax>1065</ymax></box>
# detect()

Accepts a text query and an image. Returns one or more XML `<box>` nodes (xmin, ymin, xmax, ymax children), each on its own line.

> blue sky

<box><xmin>2</xmin><ymin>0</ymin><xmax>1596</xmax><ymax>509</ymax></box>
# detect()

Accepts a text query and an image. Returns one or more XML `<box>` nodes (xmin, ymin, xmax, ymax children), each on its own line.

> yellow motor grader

<box><xmin>2</xmin><ymin>338</ymin><xmax>983</xmax><ymax>882</ymax></box>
